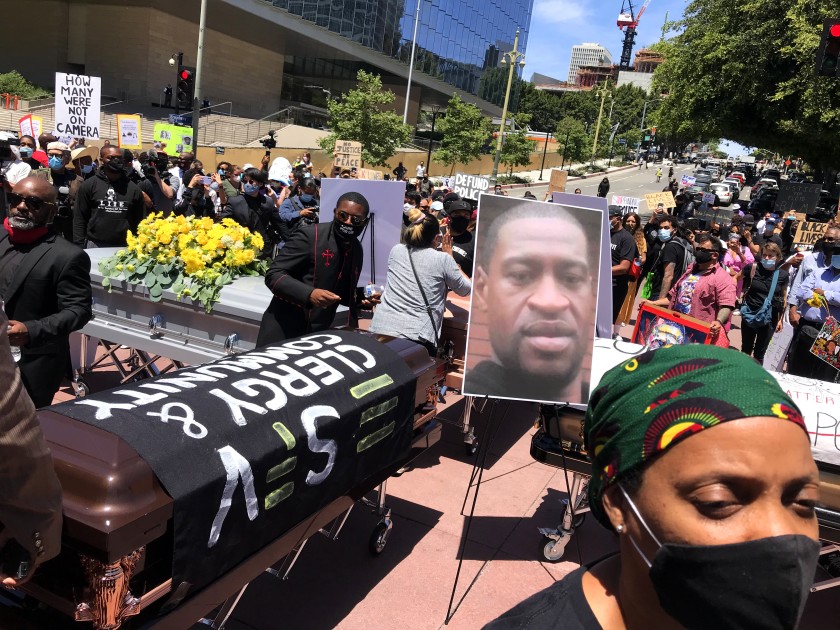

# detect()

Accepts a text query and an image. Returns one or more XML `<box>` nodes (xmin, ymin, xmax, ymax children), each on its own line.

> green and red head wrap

<box><xmin>584</xmin><ymin>344</ymin><xmax>807</xmax><ymax>529</ymax></box>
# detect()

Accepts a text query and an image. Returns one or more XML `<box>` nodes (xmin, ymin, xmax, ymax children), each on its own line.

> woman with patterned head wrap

<box><xmin>486</xmin><ymin>344</ymin><xmax>820</xmax><ymax>630</ymax></box>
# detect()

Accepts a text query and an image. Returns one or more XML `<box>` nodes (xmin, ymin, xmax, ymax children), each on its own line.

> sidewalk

<box><xmin>492</xmin><ymin>161</ymin><xmax>639</xmax><ymax>190</ymax></box>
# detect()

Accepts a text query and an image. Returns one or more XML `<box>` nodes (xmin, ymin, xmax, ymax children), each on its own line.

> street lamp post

<box><xmin>191</xmin><ymin>0</ymin><xmax>208</xmax><ymax>147</ymax></box>
<box><xmin>403</xmin><ymin>0</ymin><xmax>423</xmax><ymax>124</ymax></box>
<box><xmin>538</xmin><ymin>130</ymin><xmax>551</xmax><ymax>180</ymax></box>
<box><xmin>425</xmin><ymin>104</ymin><xmax>441</xmax><ymax>176</ymax></box>
<box><xmin>491</xmin><ymin>29</ymin><xmax>525</xmax><ymax>184</ymax></box>
<box><xmin>590</xmin><ymin>80</ymin><xmax>611</xmax><ymax>166</ymax></box>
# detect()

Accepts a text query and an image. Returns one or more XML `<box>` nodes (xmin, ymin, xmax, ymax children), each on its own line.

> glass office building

<box><xmin>265</xmin><ymin>0</ymin><xmax>534</xmax><ymax>108</ymax></box>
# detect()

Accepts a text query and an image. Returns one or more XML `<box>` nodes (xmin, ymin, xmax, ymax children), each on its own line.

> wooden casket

<box><xmin>21</xmin><ymin>330</ymin><xmax>446</xmax><ymax>629</ymax></box>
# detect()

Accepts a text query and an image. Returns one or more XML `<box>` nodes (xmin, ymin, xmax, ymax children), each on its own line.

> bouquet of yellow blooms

<box><xmin>98</xmin><ymin>213</ymin><xmax>268</xmax><ymax>312</ymax></box>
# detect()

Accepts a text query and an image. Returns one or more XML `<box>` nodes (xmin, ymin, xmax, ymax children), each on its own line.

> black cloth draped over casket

<box><xmin>47</xmin><ymin>329</ymin><xmax>418</xmax><ymax>595</ymax></box>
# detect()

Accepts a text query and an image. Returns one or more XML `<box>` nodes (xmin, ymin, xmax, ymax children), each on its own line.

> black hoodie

<box><xmin>73</xmin><ymin>167</ymin><xmax>144</xmax><ymax>247</ymax></box>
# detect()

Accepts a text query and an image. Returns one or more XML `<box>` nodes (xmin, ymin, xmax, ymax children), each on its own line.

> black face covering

<box><xmin>449</xmin><ymin>216</ymin><xmax>470</xmax><ymax>233</ymax></box>
<box><xmin>105</xmin><ymin>158</ymin><xmax>125</xmax><ymax>173</ymax></box>
<box><xmin>694</xmin><ymin>248</ymin><xmax>714</xmax><ymax>264</ymax></box>
<box><xmin>620</xmin><ymin>485</ymin><xmax>820</xmax><ymax>630</ymax></box>
<box><xmin>333</xmin><ymin>217</ymin><xmax>363</xmax><ymax>240</ymax></box>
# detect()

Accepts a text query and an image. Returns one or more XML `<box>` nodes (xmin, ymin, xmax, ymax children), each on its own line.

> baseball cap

<box><xmin>608</xmin><ymin>205</ymin><xmax>623</xmax><ymax>217</ymax></box>
<box><xmin>448</xmin><ymin>200</ymin><xmax>470</xmax><ymax>213</ymax></box>
<box><xmin>431</xmin><ymin>200</ymin><xmax>444</xmax><ymax>212</ymax></box>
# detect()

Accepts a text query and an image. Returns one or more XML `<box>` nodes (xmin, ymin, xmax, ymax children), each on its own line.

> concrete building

<box><xmin>617</xmin><ymin>49</ymin><xmax>665</xmax><ymax>92</ymax></box>
<box><xmin>0</xmin><ymin>0</ymin><xmax>534</xmax><ymax>122</ymax></box>
<box><xmin>567</xmin><ymin>43</ymin><xmax>612</xmax><ymax>84</ymax></box>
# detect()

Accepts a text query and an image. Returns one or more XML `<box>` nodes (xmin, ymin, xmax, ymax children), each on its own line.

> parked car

<box><xmin>749</xmin><ymin>178</ymin><xmax>779</xmax><ymax>199</ymax></box>
<box><xmin>747</xmin><ymin>188</ymin><xmax>779</xmax><ymax>216</ymax></box>
<box><xmin>709</xmin><ymin>183</ymin><xmax>733</xmax><ymax>206</ymax></box>
<box><xmin>763</xmin><ymin>168</ymin><xmax>782</xmax><ymax>183</ymax></box>
<box><xmin>662</xmin><ymin>159</ymin><xmax>674</xmax><ymax>166</ymax></box>
<box><xmin>722</xmin><ymin>180</ymin><xmax>740</xmax><ymax>202</ymax></box>
<box><xmin>729</xmin><ymin>172</ymin><xmax>746</xmax><ymax>185</ymax></box>
<box><xmin>723</xmin><ymin>177</ymin><xmax>743</xmax><ymax>190</ymax></box>
<box><xmin>694</xmin><ymin>173</ymin><xmax>713</xmax><ymax>186</ymax></box>
<box><xmin>788</xmin><ymin>171</ymin><xmax>810</xmax><ymax>183</ymax></box>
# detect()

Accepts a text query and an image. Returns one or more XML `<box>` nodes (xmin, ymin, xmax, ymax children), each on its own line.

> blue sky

<box><xmin>524</xmin><ymin>0</ymin><xmax>684</xmax><ymax>82</ymax></box>
<box><xmin>523</xmin><ymin>0</ymin><xmax>751</xmax><ymax>156</ymax></box>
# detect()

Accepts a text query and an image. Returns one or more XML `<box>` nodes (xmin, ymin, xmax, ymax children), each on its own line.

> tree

<box><xmin>317</xmin><ymin>70</ymin><xmax>411</xmax><ymax>167</ymax></box>
<box><xmin>433</xmin><ymin>94</ymin><xmax>493</xmax><ymax>174</ymax></box>
<box><xmin>518</xmin><ymin>83</ymin><xmax>565</xmax><ymax>131</ymax></box>
<box><xmin>555</xmin><ymin>117</ymin><xmax>589</xmax><ymax>166</ymax></box>
<box><xmin>499</xmin><ymin>114</ymin><xmax>535</xmax><ymax>175</ymax></box>
<box><xmin>0</xmin><ymin>71</ymin><xmax>50</xmax><ymax>99</ymax></box>
<box><xmin>651</xmin><ymin>0</ymin><xmax>840</xmax><ymax>171</ymax></box>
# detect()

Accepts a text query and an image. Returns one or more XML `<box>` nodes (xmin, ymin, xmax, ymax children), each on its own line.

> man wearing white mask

<box><xmin>2</xmin><ymin>145</ymin><xmax>32</xmax><ymax>194</ymax></box>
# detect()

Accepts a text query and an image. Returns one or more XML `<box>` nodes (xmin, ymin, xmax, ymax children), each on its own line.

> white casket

<box><xmin>78</xmin><ymin>247</ymin><xmax>347</xmax><ymax>365</ymax></box>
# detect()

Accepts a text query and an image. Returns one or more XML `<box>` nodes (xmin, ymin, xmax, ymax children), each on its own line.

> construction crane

<box><xmin>617</xmin><ymin>0</ymin><xmax>652</xmax><ymax>70</ymax></box>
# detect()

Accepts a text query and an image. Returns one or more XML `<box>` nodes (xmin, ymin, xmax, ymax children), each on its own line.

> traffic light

<box><xmin>816</xmin><ymin>20</ymin><xmax>840</xmax><ymax>77</ymax></box>
<box><xmin>177</xmin><ymin>65</ymin><xmax>196</xmax><ymax>109</ymax></box>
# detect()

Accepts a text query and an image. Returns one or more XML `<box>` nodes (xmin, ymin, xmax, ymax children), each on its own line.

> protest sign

<box><xmin>357</xmin><ymin>168</ymin><xmax>383</xmax><ymax>180</ymax></box>
<box><xmin>681</xmin><ymin>175</ymin><xmax>696</xmax><ymax>187</ymax></box>
<box><xmin>333</xmin><ymin>140</ymin><xmax>362</xmax><ymax>170</ymax></box>
<box><xmin>117</xmin><ymin>114</ymin><xmax>142</xmax><ymax>149</ymax></box>
<box><xmin>763</xmin><ymin>314</ymin><xmax>794</xmax><ymax>372</ymax></box>
<box><xmin>547</xmin><ymin>169</ymin><xmax>567</xmax><ymax>195</ymax></box>
<box><xmin>610</xmin><ymin>195</ymin><xmax>641</xmax><ymax>215</ymax></box>
<box><xmin>811</xmin><ymin>317</ymin><xmax>840</xmax><ymax>371</ymax></box>
<box><xmin>320</xmin><ymin>179</ymin><xmax>406</xmax><ymax>286</ymax></box>
<box><xmin>464</xmin><ymin>194</ymin><xmax>603</xmax><ymax>406</ymax></box>
<box><xmin>694</xmin><ymin>205</ymin><xmax>716</xmax><ymax>224</ymax></box>
<box><xmin>775</xmin><ymin>181</ymin><xmax>822</xmax><ymax>216</ymax></box>
<box><xmin>453</xmin><ymin>173</ymin><xmax>490</xmax><ymax>201</ymax></box>
<box><xmin>794</xmin><ymin>221</ymin><xmax>828</xmax><ymax>247</ymax></box>
<box><xmin>644</xmin><ymin>191</ymin><xmax>676</xmax><ymax>210</ymax></box>
<box><xmin>30</xmin><ymin>116</ymin><xmax>43</xmax><ymax>140</ymax></box>
<box><xmin>153</xmin><ymin>122</ymin><xmax>193</xmax><ymax>154</ymax></box>
<box><xmin>553</xmin><ymin>192</ymin><xmax>612</xmax><ymax>339</ymax></box>
<box><xmin>54</xmin><ymin>72</ymin><xmax>101</xmax><ymax>139</ymax></box>
<box><xmin>702</xmin><ymin>192</ymin><xmax>716</xmax><ymax>205</ymax></box>
<box><xmin>18</xmin><ymin>114</ymin><xmax>33</xmax><ymax>139</ymax></box>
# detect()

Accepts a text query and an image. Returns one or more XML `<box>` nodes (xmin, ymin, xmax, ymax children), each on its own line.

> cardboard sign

<box><xmin>681</xmin><ymin>175</ymin><xmax>696</xmax><ymax>187</ymax></box>
<box><xmin>811</xmin><ymin>317</ymin><xmax>840</xmax><ymax>371</ymax></box>
<box><xmin>153</xmin><ymin>122</ymin><xmax>194</xmax><ymax>154</ymax></box>
<box><xmin>610</xmin><ymin>195</ymin><xmax>641</xmax><ymax>215</ymax></box>
<box><xmin>763</xmin><ymin>313</ymin><xmax>794</xmax><ymax>372</ymax></box>
<box><xmin>18</xmin><ymin>114</ymin><xmax>33</xmax><ymax>139</ymax></box>
<box><xmin>644</xmin><ymin>191</ymin><xmax>676</xmax><ymax>210</ymax></box>
<box><xmin>453</xmin><ymin>173</ymin><xmax>490</xmax><ymax>201</ymax></box>
<box><xmin>357</xmin><ymin>168</ymin><xmax>383</xmax><ymax>181</ymax></box>
<box><xmin>775</xmin><ymin>181</ymin><xmax>822</xmax><ymax>216</ymax></box>
<box><xmin>116</xmin><ymin>114</ymin><xmax>142</xmax><ymax>149</ymax></box>
<box><xmin>794</xmin><ymin>221</ymin><xmax>828</xmax><ymax>247</ymax></box>
<box><xmin>333</xmin><ymin>140</ymin><xmax>362</xmax><ymax>169</ymax></box>
<box><xmin>548</xmin><ymin>169</ymin><xmax>567</xmax><ymax>195</ymax></box>
<box><xmin>54</xmin><ymin>72</ymin><xmax>101</xmax><ymax>139</ymax></box>
<box><xmin>30</xmin><ymin>115</ymin><xmax>43</xmax><ymax>140</ymax></box>
<box><xmin>702</xmin><ymin>192</ymin><xmax>716</xmax><ymax>205</ymax></box>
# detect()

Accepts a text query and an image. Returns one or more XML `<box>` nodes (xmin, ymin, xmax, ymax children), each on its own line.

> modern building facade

<box><xmin>567</xmin><ymin>43</ymin><xmax>613</xmax><ymax>84</ymax></box>
<box><xmin>1</xmin><ymin>0</ymin><xmax>533</xmax><ymax>124</ymax></box>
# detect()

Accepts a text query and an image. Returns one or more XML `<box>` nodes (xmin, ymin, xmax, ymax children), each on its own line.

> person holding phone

<box><xmin>174</xmin><ymin>173</ymin><xmax>216</xmax><ymax>218</ymax></box>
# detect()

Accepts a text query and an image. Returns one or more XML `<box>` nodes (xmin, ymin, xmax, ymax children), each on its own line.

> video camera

<box><xmin>142</xmin><ymin>149</ymin><xmax>171</xmax><ymax>180</ymax></box>
<box><xmin>56</xmin><ymin>185</ymin><xmax>72</xmax><ymax>220</ymax></box>
<box><xmin>260</xmin><ymin>130</ymin><xmax>277</xmax><ymax>150</ymax></box>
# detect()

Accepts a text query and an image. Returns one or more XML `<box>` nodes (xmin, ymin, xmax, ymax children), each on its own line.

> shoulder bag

<box><xmin>407</xmin><ymin>247</ymin><xmax>441</xmax><ymax>353</ymax></box>
<box><xmin>740</xmin><ymin>267</ymin><xmax>779</xmax><ymax>329</ymax></box>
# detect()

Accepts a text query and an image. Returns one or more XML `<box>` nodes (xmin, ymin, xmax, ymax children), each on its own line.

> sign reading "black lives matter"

<box><xmin>54</xmin><ymin>72</ymin><xmax>101</xmax><ymax>139</ymax></box>
<box><xmin>49</xmin><ymin>330</ymin><xmax>418</xmax><ymax>593</ymax></box>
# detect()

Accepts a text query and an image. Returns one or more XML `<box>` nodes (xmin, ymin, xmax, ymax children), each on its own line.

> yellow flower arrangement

<box><xmin>98</xmin><ymin>213</ymin><xmax>268</xmax><ymax>312</ymax></box>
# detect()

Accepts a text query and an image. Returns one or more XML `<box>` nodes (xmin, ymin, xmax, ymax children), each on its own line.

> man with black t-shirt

<box><xmin>646</xmin><ymin>215</ymin><xmax>687</xmax><ymax>300</ymax></box>
<box><xmin>73</xmin><ymin>146</ymin><xmax>144</xmax><ymax>248</ymax></box>
<box><xmin>446</xmin><ymin>200</ymin><xmax>474</xmax><ymax>277</ymax></box>
<box><xmin>609</xmin><ymin>205</ymin><xmax>637</xmax><ymax>325</ymax></box>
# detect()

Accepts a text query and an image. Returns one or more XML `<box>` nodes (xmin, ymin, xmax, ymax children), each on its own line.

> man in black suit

<box><xmin>257</xmin><ymin>191</ymin><xmax>374</xmax><ymax>346</ymax></box>
<box><xmin>1</xmin><ymin>177</ymin><xmax>92</xmax><ymax>407</ymax></box>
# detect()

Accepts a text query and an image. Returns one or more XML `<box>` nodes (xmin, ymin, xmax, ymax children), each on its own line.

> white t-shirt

<box><xmin>416</xmin><ymin>164</ymin><xmax>425</xmax><ymax>178</ymax></box>
<box><xmin>4</xmin><ymin>159</ymin><xmax>32</xmax><ymax>185</ymax></box>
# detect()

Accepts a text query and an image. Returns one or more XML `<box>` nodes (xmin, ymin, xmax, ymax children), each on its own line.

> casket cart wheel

<box><xmin>540</xmin><ymin>535</ymin><xmax>569</xmax><ymax>563</ymax></box>
<box><xmin>369</xmin><ymin>520</ymin><xmax>392</xmax><ymax>555</ymax></box>
<box><xmin>74</xmin><ymin>380</ymin><xmax>91</xmax><ymax>398</ymax></box>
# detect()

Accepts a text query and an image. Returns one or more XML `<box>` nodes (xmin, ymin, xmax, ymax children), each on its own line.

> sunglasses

<box><xmin>336</xmin><ymin>209</ymin><xmax>367</xmax><ymax>226</ymax></box>
<box><xmin>8</xmin><ymin>193</ymin><xmax>55</xmax><ymax>210</ymax></box>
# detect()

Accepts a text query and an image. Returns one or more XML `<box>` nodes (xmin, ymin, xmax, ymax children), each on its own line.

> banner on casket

<box><xmin>48</xmin><ymin>330</ymin><xmax>418</xmax><ymax>594</ymax></box>
<box><xmin>320</xmin><ymin>178</ymin><xmax>406</xmax><ymax>286</ymax></box>
<box><xmin>463</xmin><ymin>194</ymin><xmax>603</xmax><ymax>406</ymax></box>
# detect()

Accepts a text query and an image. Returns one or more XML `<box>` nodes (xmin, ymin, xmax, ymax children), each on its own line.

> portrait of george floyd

<box><xmin>462</xmin><ymin>194</ymin><xmax>603</xmax><ymax>406</ymax></box>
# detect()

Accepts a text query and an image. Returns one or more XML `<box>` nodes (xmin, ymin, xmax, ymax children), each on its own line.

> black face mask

<box><xmin>105</xmin><ymin>158</ymin><xmax>125</xmax><ymax>173</ymax></box>
<box><xmin>694</xmin><ymin>248</ymin><xmax>715</xmax><ymax>264</ymax></box>
<box><xmin>333</xmin><ymin>217</ymin><xmax>363</xmax><ymax>240</ymax></box>
<box><xmin>620</xmin><ymin>486</ymin><xmax>820</xmax><ymax>630</ymax></box>
<box><xmin>449</xmin><ymin>216</ymin><xmax>470</xmax><ymax>233</ymax></box>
